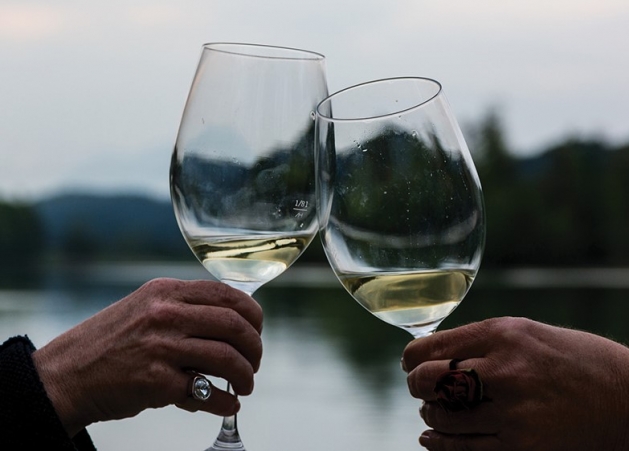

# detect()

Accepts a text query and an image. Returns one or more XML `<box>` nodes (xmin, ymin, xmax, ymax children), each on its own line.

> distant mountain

<box><xmin>30</xmin><ymin>192</ymin><xmax>326</xmax><ymax>263</ymax></box>
<box><xmin>29</xmin><ymin>136</ymin><xmax>629</xmax><ymax>268</ymax></box>
<box><xmin>34</xmin><ymin>194</ymin><xmax>189</xmax><ymax>260</ymax></box>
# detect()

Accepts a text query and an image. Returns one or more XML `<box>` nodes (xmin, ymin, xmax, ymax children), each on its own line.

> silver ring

<box><xmin>191</xmin><ymin>375</ymin><xmax>213</xmax><ymax>402</ymax></box>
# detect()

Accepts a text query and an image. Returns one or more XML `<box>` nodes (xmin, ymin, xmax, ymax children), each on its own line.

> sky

<box><xmin>1</xmin><ymin>0</ymin><xmax>628</xmax><ymax>200</ymax></box>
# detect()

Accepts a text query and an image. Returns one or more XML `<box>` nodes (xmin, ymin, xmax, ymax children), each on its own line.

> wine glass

<box><xmin>315</xmin><ymin>77</ymin><xmax>485</xmax><ymax>339</ymax></box>
<box><xmin>170</xmin><ymin>42</ymin><xmax>328</xmax><ymax>451</ymax></box>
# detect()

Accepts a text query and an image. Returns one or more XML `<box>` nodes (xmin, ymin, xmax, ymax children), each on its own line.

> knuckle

<box><xmin>251</xmin><ymin>300</ymin><xmax>263</xmax><ymax>324</ymax></box>
<box><xmin>212</xmin><ymin>343</ymin><xmax>254</xmax><ymax>394</ymax></box>
<box><xmin>402</xmin><ymin>340</ymin><xmax>426</xmax><ymax>371</ymax></box>
<box><xmin>233</xmin><ymin>297</ymin><xmax>263</xmax><ymax>329</ymax></box>
<box><xmin>250</xmin><ymin>306</ymin><xmax>263</xmax><ymax>332</ymax></box>
<box><xmin>145</xmin><ymin>297</ymin><xmax>179</xmax><ymax>327</ymax></box>
<box><xmin>139</xmin><ymin>361</ymin><xmax>172</xmax><ymax>405</ymax></box>
<box><xmin>144</xmin><ymin>360</ymin><xmax>167</xmax><ymax>383</ymax></box>
<box><xmin>490</xmin><ymin>316</ymin><xmax>533</xmax><ymax>334</ymax></box>
<box><xmin>422</xmin><ymin>404</ymin><xmax>438</xmax><ymax>427</ymax></box>
<box><xmin>209</xmin><ymin>281</ymin><xmax>233</xmax><ymax>302</ymax></box>
<box><xmin>478</xmin><ymin>316</ymin><xmax>539</xmax><ymax>345</ymax></box>
<box><xmin>142</xmin><ymin>277</ymin><xmax>180</xmax><ymax>295</ymax></box>
<box><xmin>251</xmin><ymin>337</ymin><xmax>263</xmax><ymax>362</ymax></box>
<box><xmin>223</xmin><ymin>308</ymin><xmax>247</xmax><ymax>334</ymax></box>
<box><xmin>214</xmin><ymin>341</ymin><xmax>240</xmax><ymax>368</ymax></box>
<box><xmin>406</xmin><ymin>371</ymin><xmax>422</xmax><ymax>398</ymax></box>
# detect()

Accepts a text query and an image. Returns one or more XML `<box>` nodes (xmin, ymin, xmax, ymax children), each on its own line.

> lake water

<box><xmin>2</xmin><ymin>262</ymin><xmax>629</xmax><ymax>451</ymax></box>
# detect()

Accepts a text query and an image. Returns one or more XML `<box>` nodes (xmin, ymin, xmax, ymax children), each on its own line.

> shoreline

<box><xmin>37</xmin><ymin>262</ymin><xmax>629</xmax><ymax>290</ymax></box>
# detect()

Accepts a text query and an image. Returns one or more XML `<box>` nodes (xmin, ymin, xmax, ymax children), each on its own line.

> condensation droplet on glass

<box><xmin>411</xmin><ymin>130</ymin><xmax>418</xmax><ymax>138</ymax></box>
<box><xmin>310</xmin><ymin>111</ymin><xmax>316</xmax><ymax>120</ymax></box>
<box><xmin>362</xmin><ymin>148</ymin><xmax>368</xmax><ymax>153</ymax></box>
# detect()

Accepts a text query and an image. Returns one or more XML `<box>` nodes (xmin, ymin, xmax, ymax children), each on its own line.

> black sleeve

<box><xmin>0</xmin><ymin>336</ymin><xmax>97</xmax><ymax>451</ymax></box>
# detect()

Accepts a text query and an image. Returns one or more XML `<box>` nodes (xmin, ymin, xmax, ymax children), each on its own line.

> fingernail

<box><xmin>419</xmin><ymin>430</ymin><xmax>434</xmax><ymax>448</ymax></box>
<box><xmin>400</xmin><ymin>357</ymin><xmax>407</xmax><ymax>372</ymax></box>
<box><xmin>419</xmin><ymin>401</ymin><xmax>425</xmax><ymax>419</ymax></box>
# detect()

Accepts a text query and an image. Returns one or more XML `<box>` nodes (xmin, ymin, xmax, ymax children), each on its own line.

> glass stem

<box><xmin>206</xmin><ymin>284</ymin><xmax>254</xmax><ymax>451</ymax></box>
<box><xmin>206</xmin><ymin>382</ymin><xmax>245</xmax><ymax>451</ymax></box>
<box><xmin>219</xmin><ymin>382</ymin><xmax>239</xmax><ymax>437</ymax></box>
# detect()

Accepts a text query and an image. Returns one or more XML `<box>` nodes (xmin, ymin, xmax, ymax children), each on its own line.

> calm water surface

<box><xmin>2</xmin><ymin>263</ymin><xmax>629</xmax><ymax>451</ymax></box>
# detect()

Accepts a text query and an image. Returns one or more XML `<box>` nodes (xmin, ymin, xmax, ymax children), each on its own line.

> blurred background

<box><xmin>1</xmin><ymin>1</ymin><xmax>629</xmax><ymax>450</ymax></box>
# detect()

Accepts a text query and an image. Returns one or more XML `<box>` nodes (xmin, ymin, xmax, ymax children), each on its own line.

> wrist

<box><xmin>600</xmin><ymin>340</ymin><xmax>629</xmax><ymax>451</ymax></box>
<box><xmin>32</xmin><ymin>344</ymin><xmax>88</xmax><ymax>437</ymax></box>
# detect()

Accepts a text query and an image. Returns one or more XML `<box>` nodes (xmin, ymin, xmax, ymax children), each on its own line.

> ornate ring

<box><xmin>434</xmin><ymin>359</ymin><xmax>484</xmax><ymax>412</ymax></box>
<box><xmin>191</xmin><ymin>375</ymin><xmax>213</xmax><ymax>402</ymax></box>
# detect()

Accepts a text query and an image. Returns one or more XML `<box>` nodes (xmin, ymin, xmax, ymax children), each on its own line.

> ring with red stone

<box><xmin>434</xmin><ymin>359</ymin><xmax>484</xmax><ymax>412</ymax></box>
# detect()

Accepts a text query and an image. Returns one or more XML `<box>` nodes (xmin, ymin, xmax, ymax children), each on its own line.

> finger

<box><xmin>180</xmin><ymin>305</ymin><xmax>263</xmax><ymax>372</ymax></box>
<box><xmin>407</xmin><ymin>358</ymin><xmax>489</xmax><ymax>401</ymax></box>
<box><xmin>175</xmin><ymin>375</ymin><xmax>241</xmax><ymax>417</ymax></box>
<box><xmin>403</xmin><ymin>319</ymin><xmax>505</xmax><ymax>371</ymax></box>
<box><xmin>179</xmin><ymin>338</ymin><xmax>256</xmax><ymax>396</ymax></box>
<box><xmin>177</xmin><ymin>280</ymin><xmax>263</xmax><ymax>333</ymax></box>
<box><xmin>421</xmin><ymin>401</ymin><xmax>501</xmax><ymax>435</ymax></box>
<box><xmin>419</xmin><ymin>430</ymin><xmax>500</xmax><ymax>451</ymax></box>
<box><xmin>408</xmin><ymin>359</ymin><xmax>451</xmax><ymax>400</ymax></box>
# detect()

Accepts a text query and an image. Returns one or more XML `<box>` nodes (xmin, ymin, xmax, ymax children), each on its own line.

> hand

<box><xmin>32</xmin><ymin>278</ymin><xmax>263</xmax><ymax>437</ymax></box>
<box><xmin>402</xmin><ymin>317</ymin><xmax>629</xmax><ymax>451</ymax></box>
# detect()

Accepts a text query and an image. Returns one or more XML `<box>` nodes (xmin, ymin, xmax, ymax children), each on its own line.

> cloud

<box><xmin>125</xmin><ymin>5</ymin><xmax>186</xmax><ymax>28</ymax></box>
<box><xmin>1</xmin><ymin>0</ymin><xmax>628</xmax><ymax>199</ymax></box>
<box><xmin>0</xmin><ymin>4</ymin><xmax>70</xmax><ymax>40</ymax></box>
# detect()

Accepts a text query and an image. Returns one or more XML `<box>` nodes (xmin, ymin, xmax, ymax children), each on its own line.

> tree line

<box><xmin>471</xmin><ymin>111</ymin><xmax>629</xmax><ymax>267</ymax></box>
<box><xmin>2</xmin><ymin>111</ymin><xmax>629</xmax><ymax>273</ymax></box>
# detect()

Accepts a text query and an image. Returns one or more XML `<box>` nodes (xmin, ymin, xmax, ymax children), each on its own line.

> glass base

<box><xmin>205</xmin><ymin>419</ymin><xmax>246</xmax><ymax>451</ymax></box>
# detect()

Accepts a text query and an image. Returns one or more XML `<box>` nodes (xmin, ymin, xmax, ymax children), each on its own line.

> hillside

<box><xmin>31</xmin><ymin>193</ymin><xmax>327</xmax><ymax>263</ymax></box>
<box><xmin>34</xmin><ymin>194</ymin><xmax>189</xmax><ymax>260</ymax></box>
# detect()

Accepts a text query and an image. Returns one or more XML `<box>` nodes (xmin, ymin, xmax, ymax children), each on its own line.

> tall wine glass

<box><xmin>170</xmin><ymin>42</ymin><xmax>327</xmax><ymax>451</ymax></box>
<box><xmin>315</xmin><ymin>77</ymin><xmax>485</xmax><ymax>339</ymax></box>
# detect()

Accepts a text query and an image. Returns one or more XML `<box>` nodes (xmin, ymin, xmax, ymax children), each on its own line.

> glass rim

<box><xmin>202</xmin><ymin>42</ymin><xmax>325</xmax><ymax>61</ymax></box>
<box><xmin>316</xmin><ymin>76</ymin><xmax>443</xmax><ymax>122</ymax></box>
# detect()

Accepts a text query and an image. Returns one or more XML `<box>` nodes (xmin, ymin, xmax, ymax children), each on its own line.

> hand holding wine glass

<box><xmin>315</xmin><ymin>77</ymin><xmax>485</xmax><ymax>339</ymax></box>
<box><xmin>31</xmin><ymin>278</ymin><xmax>263</xmax><ymax>438</ymax></box>
<box><xmin>170</xmin><ymin>43</ymin><xmax>327</xmax><ymax>451</ymax></box>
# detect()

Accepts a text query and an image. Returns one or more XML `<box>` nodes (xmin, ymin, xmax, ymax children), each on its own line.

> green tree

<box><xmin>0</xmin><ymin>200</ymin><xmax>44</xmax><ymax>278</ymax></box>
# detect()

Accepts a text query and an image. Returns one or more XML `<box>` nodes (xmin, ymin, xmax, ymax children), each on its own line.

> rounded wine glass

<box><xmin>170</xmin><ymin>42</ymin><xmax>327</xmax><ymax>451</ymax></box>
<box><xmin>315</xmin><ymin>77</ymin><xmax>484</xmax><ymax>339</ymax></box>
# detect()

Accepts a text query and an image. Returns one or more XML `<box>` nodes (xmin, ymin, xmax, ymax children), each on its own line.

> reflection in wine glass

<box><xmin>170</xmin><ymin>42</ymin><xmax>328</xmax><ymax>450</ymax></box>
<box><xmin>315</xmin><ymin>77</ymin><xmax>485</xmax><ymax>339</ymax></box>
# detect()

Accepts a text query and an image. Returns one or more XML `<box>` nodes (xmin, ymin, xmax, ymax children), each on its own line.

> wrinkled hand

<box><xmin>32</xmin><ymin>278</ymin><xmax>263</xmax><ymax>437</ymax></box>
<box><xmin>402</xmin><ymin>317</ymin><xmax>629</xmax><ymax>451</ymax></box>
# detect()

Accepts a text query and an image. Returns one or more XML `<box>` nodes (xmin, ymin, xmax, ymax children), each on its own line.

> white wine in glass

<box><xmin>170</xmin><ymin>42</ymin><xmax>328</xmax><ymax>450</ymax></box>
<box><xmin>315</xmin><ymin>77</ymin><xmax>485</xmax><ymax>339</ymax></box>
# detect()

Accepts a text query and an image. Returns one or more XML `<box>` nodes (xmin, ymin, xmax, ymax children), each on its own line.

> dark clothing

<box><xmin>0</xmin><ymin>336</ymin><xmax>96</xmax><ymax>450</ymax></box>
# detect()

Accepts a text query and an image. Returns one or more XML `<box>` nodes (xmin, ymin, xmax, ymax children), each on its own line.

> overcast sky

<box><xmin>1</xmin><ymin>0</ymin><xmax>628</xmax><ymax>200</ymax></box>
